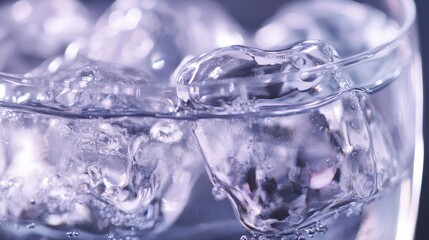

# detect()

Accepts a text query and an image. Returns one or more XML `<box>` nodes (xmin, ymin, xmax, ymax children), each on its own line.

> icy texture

<box><xmin>177</xmin><ymin>40</ymin><xmax>349</xmax><ymax>115</ymax></box>
<box><xmin>0</xmin><ymin>56</ymin><xmax>202</xmax><ymax>237</ymax></box>
<box><xmin>254</xmin><ymin>0</ymin><xmax>398</xmax><ymax>57</ymax></box>
<box><xmin>71</xmin><ymin>0</ymin><xmax>245</xmax><ymax>83</ymax></box>
<box><xmin>179</xmin><ymin>41</ymin><xmax>399</xmax><ymax>234</ymax></box>
<box><xmin>0</xmin><ymin>0</ymin><xmax>94</xmax><ymax>73</ymax></box>
<box><xmin>0</xmin><ymin>110</ymin><xmax>202</xmax><ymax>238</ymax></box>
<box><xmin>0</xmin><ymin>57</ymin><xmax>177</xmax><ymax>116</ymax></box>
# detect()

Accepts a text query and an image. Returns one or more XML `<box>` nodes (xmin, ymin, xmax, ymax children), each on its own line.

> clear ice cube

<box><xmin>70</xmin><ymin>0</ymin><xmax>245</xmax><ymax>84</ymax></box>
<box><xmin>0</xmin><ymin>57</ymin><xmax>203</xmax><ymax>238</ymax></box>
<box><xmin>177</xmin><ymin>40</ymin><xmax>398</xmax><ymax>235</ymax></box>
<box><xmin>0</xmin><ymin>0</ymin><xmax>94</xmax><ymax>73</ymax></box>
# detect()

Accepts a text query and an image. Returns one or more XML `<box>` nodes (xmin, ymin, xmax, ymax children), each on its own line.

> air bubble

<box><xmin>211</xmin><ymin>185</ymin><xmax>227</xmax><ymax>201</ymax></box>
<box><xmin>107</xmin><ymin>233</ymin><xmax>116</xmax><ymax>240</ymax></box>
<box><xmin>79</xmin><ymin>69</ymin><xmax>95</xmax><ymax>82</ymax></box>
<box><xmin>66</xmin><ymin>231</ymin><xmax>80</xmax><ymax>238</ymax></box>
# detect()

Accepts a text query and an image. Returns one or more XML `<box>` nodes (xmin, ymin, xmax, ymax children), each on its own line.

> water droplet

<box><xmin>26</xmin><ymin>223</ymin><xmax>36</xmax><ymax>229</ymax></box>
<box><xmin>30</xmin><ymin>199</ymin><xmax>36</xmax><ymax>205</ymax></box>
<box><xmin>107</xmin><ymin>233</ymin><xmax>116</xmax><ymax>240</ymax></box>
<box><xmin>240</xmin><ymin>236</ymin><xmax>248</xmax><ymax>240</ymax></box>
<box><xmin>66</xmin><ymin>231</ymin><xmax>79</xmax><ymax>238</ymax></box>
<box><xmin>211</xmin><ymin>185</ymin><xmax>227</xmax><ymax>201</ymax></box>
<box><xmin>258</xmin><ymin>236</ymin><xmax>267</xmax><ymax>240</ymax></box>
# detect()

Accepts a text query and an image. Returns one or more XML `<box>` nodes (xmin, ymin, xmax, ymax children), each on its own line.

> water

<box><xmin>0</xmin><ymin>0</ymin><xmax>419</xmax><ymax>239</ymax></box>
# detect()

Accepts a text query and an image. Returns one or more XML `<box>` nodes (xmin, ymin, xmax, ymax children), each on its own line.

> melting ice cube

<box><xmin>70</xmin><ymin>0</ymin><xmax>245</xmax><ymax>83</ymax></box>
<box><xmin>178</xmin><ymin>40</ymin><xmax>398</xmax><ymax>235</ymax></box>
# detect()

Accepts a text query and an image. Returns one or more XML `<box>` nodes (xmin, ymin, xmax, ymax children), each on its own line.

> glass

<box><xmin>0</xmin><ymin>0</ymin><xmax>423</xmax><ymax>239</ymax></box>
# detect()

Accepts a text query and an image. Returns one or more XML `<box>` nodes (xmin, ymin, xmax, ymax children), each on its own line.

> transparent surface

<box><xmin>0</xmin><ymin>0</ymin><xmax>423</xmax><ymax>239</ymax></box>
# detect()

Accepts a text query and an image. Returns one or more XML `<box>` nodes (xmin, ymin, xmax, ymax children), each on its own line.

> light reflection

<box><xmin>0</xmin><ymin>84</ymin><xmax>6</xmax><ymax>100</ymax></box>
<box><xmin>11</xmin><ymin>0</ymin><xmax>32</xmax><ymax>21</ymax></box>
<box><xmin>48</xmin><ymin>57</ymin><xmax>63</xmax><ymax>73</ymax></box>
<box><xmin>65</xmin><ymin>38</ymin><xmax>86</xmax><ymax>60</ymax></box>
<box><xmin>151</xmin><ymin>52</ymin><xmax>166</xmax><ymax>70</ymax></box>
<box><xmin>108</xmin><ymin>10</ymin><xmax>125</xmax><ymax>29</ymax></box>
<box><xmin>7</xmin><ymin>129</ymin><xmax>50</xmax><ymax>198</ymax></box>
<box><xmin>124</xmin><ymin>8</ymin><xmax>142</xmax><ymax>30</ymax></box>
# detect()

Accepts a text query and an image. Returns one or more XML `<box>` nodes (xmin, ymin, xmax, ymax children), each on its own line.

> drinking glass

<box><xmin>0</xmin><ymin>0</ymin><xmax>423</xmax><ymax>239</ymax></box>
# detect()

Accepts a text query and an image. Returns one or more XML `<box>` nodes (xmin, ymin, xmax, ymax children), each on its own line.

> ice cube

<box><xmin>0</xmin><ymin>56</ymin><xmax>203</xmax><ymax>237</ymax></box>
<box><xmin>177</xmin><ymin>40</ymin><xmax>349</xmax><ymax>114</ymax></box>
<box><xmin>254</xmin><ymin>0</ymin><xmax>398</xmax><ymax>57</ymax></box>
<box><xmin>70</xmin><ymin>0</ymin><xmax>245</xmax><ymax>84</ymax></box>
<box><xmin>0</xmin><ymin>0</ymin><xmax>94</xmax><ymax>73</ymax></box>
<box><xmin>179</xmin><ymin>41</ymin><xmax>398</xmax><ymax>235</ymax></box>
<box><xmin>0</xmin><ymin>108</ymin><xmax>203</xmax><ymax>238</ymax></box>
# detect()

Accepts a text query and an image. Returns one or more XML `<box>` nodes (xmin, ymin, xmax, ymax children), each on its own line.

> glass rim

<box><xmin>313</xmin><ymin>0</ymin><xmax>417</xmax><ymax>72</ymax></box>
